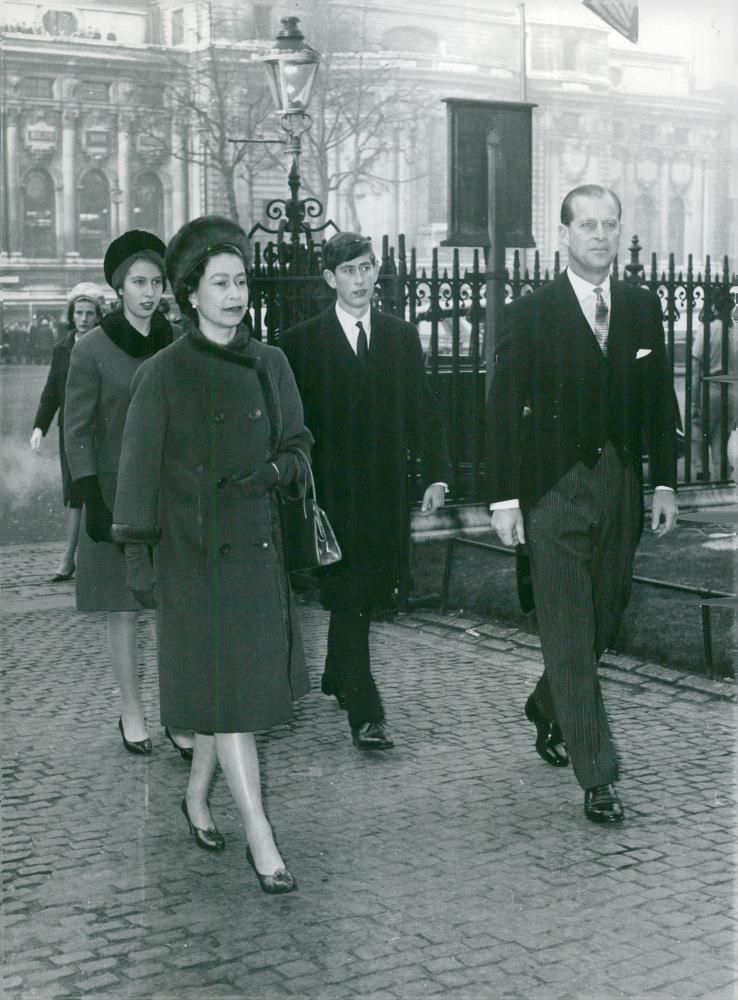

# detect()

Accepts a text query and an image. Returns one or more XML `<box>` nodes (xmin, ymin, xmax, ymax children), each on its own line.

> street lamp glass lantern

<box><xmin>262</xmin><ymin>16</ymin><xmax>320</xmax><ymax>114</ymax></box>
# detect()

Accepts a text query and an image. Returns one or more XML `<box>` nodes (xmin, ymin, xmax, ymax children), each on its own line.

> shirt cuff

<box><xmin>489</xmin><ymin>499</ymin><xmax>520</xmax><ymax>510</ymax></box>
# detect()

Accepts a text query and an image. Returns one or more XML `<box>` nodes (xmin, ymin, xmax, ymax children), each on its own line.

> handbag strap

<box><xmin>291</xmin><ymin>448</ymin><xmax>316</xmax><ymax>517</ymax></box>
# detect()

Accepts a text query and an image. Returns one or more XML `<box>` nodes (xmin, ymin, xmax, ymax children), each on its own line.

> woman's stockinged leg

<box><xmin>214</xmin><ymin>732</ymin><xmax>284</xmax><ymax>875</ymax></box>
<box><xmin>185</xmin><ymin>734</ymin><xmax>218</xmax><ymax>829</ymax></box>
<box><xmin>56</xmin><ymin>507</ymin><xmax>82</xmax><ymax>576</ymax></box>
<box><xmin>108</xmin><ymin>611</ymin><xmax>147</xmax><ymax>742</ymax></box>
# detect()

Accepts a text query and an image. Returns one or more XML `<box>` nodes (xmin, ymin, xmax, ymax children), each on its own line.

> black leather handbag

<box><xmin>279</xmin><ymin>450</ymin><xmax>342</xmax><ymax>572</ymax></box>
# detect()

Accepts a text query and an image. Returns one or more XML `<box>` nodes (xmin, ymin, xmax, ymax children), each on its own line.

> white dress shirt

<box><xmin>335</xmin><ymin>302</ymin><xmax>371</xmax><ymax>352</ymax></box>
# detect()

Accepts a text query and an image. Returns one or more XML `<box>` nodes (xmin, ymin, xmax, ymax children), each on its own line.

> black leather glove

<box><xmin>124</xmin><ymin>544</ymin><xmax>158</xmax><ymax>609</ymax></box>
<box><xmin>234</xmin><ymin>462</ymin><xmax>279</xmax><ymax>497</ymax></box>
<box><xmin>76</xmin><ymin>475</ymin><xmax>113</xmax><ymax>543</ymax></box>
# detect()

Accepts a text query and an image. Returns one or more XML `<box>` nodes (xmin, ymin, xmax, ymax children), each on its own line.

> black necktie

<box><xmin>355</xmin><ymin>321</ymin><xmax>368</xmax><ymax>367</ymax></box>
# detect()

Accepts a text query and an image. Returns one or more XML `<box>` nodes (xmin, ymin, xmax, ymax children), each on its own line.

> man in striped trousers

<box><xmin>486</xmin><ymin>184</ymin><xmax>678</xmax><ymax>823</ymax></box>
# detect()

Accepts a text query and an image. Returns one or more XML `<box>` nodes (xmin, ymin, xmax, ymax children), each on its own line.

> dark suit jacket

<box><xmin>486</xmin><ymin>272</ymin><xmax>677</xmax><ymax>514</ymax></box>
<box><xmin>280</xmin><ymin>305</ymin><xmax>450</xmax><ymax>611</ymax></box>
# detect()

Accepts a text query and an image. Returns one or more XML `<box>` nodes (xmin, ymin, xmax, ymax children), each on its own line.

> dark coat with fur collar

<box><xmin>64</xmin><ymin>309</ymin><xmax>172</xmax><ymax>611</ymax></box>
<box><xmin>112</xmin><ymin>325</ymin><xmax>312</xmax><ymax>733</ymax></box>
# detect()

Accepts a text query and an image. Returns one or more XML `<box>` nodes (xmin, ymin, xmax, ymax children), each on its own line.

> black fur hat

<box><xmin>103</xmin><ymin>230</ymin><xmax>166</xmax><ymax>289</ymax></box>
<box><xmin>165</xmin><ymin>216</ymin><xmax>250</xmax><ymax>301</ymax></box>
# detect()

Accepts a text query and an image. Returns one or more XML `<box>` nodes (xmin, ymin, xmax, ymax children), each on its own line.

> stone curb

<box><xmin>396</xmin><ymin>609</ymin><xmax>737</xmax><ymax>704</ymax></box>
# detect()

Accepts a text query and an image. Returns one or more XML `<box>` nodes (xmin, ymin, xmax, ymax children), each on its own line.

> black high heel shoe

<box><xmin>524</xmin><ymin>695</ymin><xmax>568</xmax><ymax>767</ymax></box>
<box><xmin>181</xmin><ymin>799</ymin><xmax>225</xmax><ymax>852</ymax></box>
<box><xmin>164</xmin><ymin>727</ymin><xmax>194</xmax><ymax>761</ymax></box>
<box><xmin>51</xmin><ymin>564</ymin><xmax>75</xmax><ymax>583</ymax></box>
<box><xmin>246</xmin><ymin>845</ymin><xmax>296</xmax><ymax>894</ymax></box>
<box><xmin>118</xmin><ymin>717</ymin><xmax>152</xmax><ymax>756</ymax></box>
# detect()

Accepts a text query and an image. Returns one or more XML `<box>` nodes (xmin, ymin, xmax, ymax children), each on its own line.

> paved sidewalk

<box><xmin>1</xmin><ymin>543</ymin><xmax>736</xmax><ymax>1000</ymax></box>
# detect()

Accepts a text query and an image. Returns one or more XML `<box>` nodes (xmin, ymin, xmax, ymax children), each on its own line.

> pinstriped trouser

<box><xmin>524</xmin><ymin>442</ymin><xmax>641</xmax><ymax>790</ymax></box>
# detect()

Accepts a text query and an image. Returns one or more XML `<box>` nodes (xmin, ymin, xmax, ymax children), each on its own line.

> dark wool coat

<box><xmin>32</xmin><ymin>332</ymin><xmax>80</xmax><ymax>507</ymax></box>
<box><xmin>280</xmin><ymin>306</ymin><xmax>450</xmax><ymax>612</ymax></box>
<box><xmin>64</xmin><ymin>310</ymin><xmax>173</xmax><ymax>611</ymax></box>
<box><xmin>112</xmin><ymin>326</ymin><xmax>312</xmax><ymax>734</ymax></box>
<box><xmin>486</xmin><ymin>273</ymin><xmax>678</xmax><ymax>517</ymax></box>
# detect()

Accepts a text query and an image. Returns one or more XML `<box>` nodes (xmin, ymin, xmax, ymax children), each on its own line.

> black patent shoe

<box><xmin>524</xmin><ymin>695</ymin><xmax>568</xmax><ymax>767</ymax></box>
<box><xmin>584</xmin><ymin>784</ymin><xmax>625</xmax><ymax>824</ymax></box>
<box><xmin>181</xmin><ymin>799</ymin><xmax>225</xmax><ymax>851</ymax></box>
<box><xmin>118</xmin><ymin>717</ymin><xmax>152</xmax><ymax>756</ymax></box>
<box><xmin>351</xmin><ymin>720</ymin><xmax>394</xmax><ymax>750</ymax></box>
<box><xmin>320</xmin><ymin>674</ymin><xmax>347</xmax><ymax>710</ymax></box>
<box><xmin>164</xmin><ymin>727</ymin><xmax>194</xmax><ymax>761</ymax></box>
<box><xmin>246</xmin><ymin>845</ymin><xmax>296</xmax><ymax>894</ymax></box>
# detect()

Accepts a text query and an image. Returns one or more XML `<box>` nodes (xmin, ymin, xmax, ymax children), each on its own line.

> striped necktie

<box><xmin>593</xmin><ymin>287</ymin><xmax>609</xmax><ymax>355</ymax></box>
<box><xmin>355</xmin><ymin>320</ymin><xmax>368</xmax><ymax>366</ymax></box>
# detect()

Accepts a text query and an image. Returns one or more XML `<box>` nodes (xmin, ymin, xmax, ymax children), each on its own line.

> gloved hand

<box><xmin>76</xmin><ymin>475</ymin><xmax>113</xmax><ymax>543</ymax></box>
<box><xmin>124</xmin><ymin>544</ymin><xmax>158</xmax><ymax>609</ymax></box>
<box><xmin>234</xmin><ymin>462</ymin><xmax>279</xmax><ymax>497</ymax></box>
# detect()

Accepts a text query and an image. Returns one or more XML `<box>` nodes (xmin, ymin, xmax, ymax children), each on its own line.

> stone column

<box><xmin>4</xmin><ymin>109</ymin><xmax>21</xmax><ymax>254</ymax></box>
<box><xmin>61</xmin><ymin>109</ymin><xmax>78</xmax><ymax>256</ymax></box>
<box><xmin>658</xmin><ymin>153</ymin><xmax>670</xmax><ymax>266</ymax></box>
<box><xmin>117</xmin><ymin>115</ymin><xmax>132</xmax><ymax>234</ymax></box>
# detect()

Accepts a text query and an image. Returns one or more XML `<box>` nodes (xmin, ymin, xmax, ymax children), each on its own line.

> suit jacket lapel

<box><xmin>323</xmin><ymin>306</ymin><xmax>364</xmax><ymax>372</ymax></box>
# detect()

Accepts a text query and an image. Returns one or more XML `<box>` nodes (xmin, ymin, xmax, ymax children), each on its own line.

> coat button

<box><xmin>597</xmin><ymin>447</ymin><xmax>603</xmax><ymax>455</ymax></box>
<box><xmin>248</xmin><ymin>408</ymin><xmax>262</xmax><ymax>420</ymax></box>
<box><xmin>213</xmin><ymin>412</ymin><xmax>225</xmax><ymax>423</ymax></box>
<box><xmin>219</xmin><ymin>543</ymin><xmax>231</xmax><ymax>555</ymax></box>
<box><xmin>217</xmin><ymin>477</ymin><xmax>228</xmax><ymax>490</ymax></box>
<box><xmin>255</xmin><ymin>540</ymin><xmax>269</xmax><ymax>549</ymax></box>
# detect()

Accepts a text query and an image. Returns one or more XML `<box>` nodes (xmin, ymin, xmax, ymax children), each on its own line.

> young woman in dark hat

<box><xmin>30</xmin><ymin>283</ymin><xmax>104</xmax><ymax>581</ymax></box>
<box><xmin>64</xmin><ymin>230</ymin><xmax>194</xmax><ymax>760</ymax></box>
<box><xmin>112</xmin><ymin>216</ymin><xmax>312</xmax><ymax>893</ymax></box>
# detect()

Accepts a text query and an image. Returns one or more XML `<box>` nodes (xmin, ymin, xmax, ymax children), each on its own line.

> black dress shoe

<box><xmin>51</xmin><ymin>566</ymin><xmax>75</xmax><ymax>582</ymax></box>
<box><xmin>584</xmin><ymin>784</ymin><xmax>625</xmax><ymax>824</ymax></box>
<box><xmin>524</xmin><ymin>694</ymin><xmax>568</xmax><ymax>767</ymax></box>
<box><xmin>118</xmin><ymin>717</ymin><xmax>152</xmax><ymax>756</ymax></box>
<box><xmin>320</xmin><ymin>674</ymin><xmax>347</xmax><ymax>710</ymax></box>
<box><xmin>246</xmin><ymin>845</ymin><xmax>296</xmax><ymax>894</ymax></box>
<box><xmin>351</xmin><ymin>720</ymin><xmax>394</xmax><ymax>750</ymax></box>
<box><xmin>164</xmin><ymin>727</ymin><xmax>194</xmax><ymax>761</ymax></box>
<box><xmin>181</xmin><ymin>799</ymin><xmax>225</xmax><ymax>851</ymax></box>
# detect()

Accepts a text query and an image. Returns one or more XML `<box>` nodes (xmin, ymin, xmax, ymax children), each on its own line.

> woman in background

<box><xmin>113</xmin><ymin>216</ymin><xmax>311</xmax><ymax>893</ymax></box>
<box><xmin>30</xmin><ymin>283</ymin><xmax>104</xmax><ymax>581</ymax></box>
<box><xmin>64</xmin><ymin>230</ymin><xmax>193</xmax><ymax>760</ymax></box>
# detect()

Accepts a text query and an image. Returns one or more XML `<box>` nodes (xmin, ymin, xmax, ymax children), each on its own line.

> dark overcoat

<box><xmin>112</xmin><ymin>327</ymin><xmax>312</xmax><ymax>734</ymax></box>
<box><xmin>64</xmin><ymin>311</ymin><xmax>172</xmax><ymax>611</ymax></box>
<box><xmin>280</xmin><ymin>305</ymin><xmax>450</xmax><ymax>612</ymax></box>
<box><xmin>32</xmin><ymin>332</ymin><xmax>79</xmax><ymax>506</ymax></box>
<box><xmin>486</xmin><ymin>272</ymin><xmax>677</xmax><ymax>517</ymax></box>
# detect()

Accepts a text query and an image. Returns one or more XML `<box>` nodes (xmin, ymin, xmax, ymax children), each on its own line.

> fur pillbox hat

<box><xmin>165</xmin><ymin>216</ymin><xmax>250</xmax><ymax>300</ymax></box>
<box><xmin>103</xmin><ymin>230</ymin><xmax>167</xmax><ymax>290</ymax></box>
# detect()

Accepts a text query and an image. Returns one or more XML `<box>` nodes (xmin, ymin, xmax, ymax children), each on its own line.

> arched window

<box><xmin>132</xmin><ymin>172</ymin><xmax>164</xmax><ymax>235</ymax></box>
<box><xmin>23</xmin><ymin>169</ymin><xmax>56</xmax><ymax>257</ymax></box>
<box><xmin>78</xmin><ymin>170</ymin><xmax>110</xmax><ymax>258</ymax></box>
<box><xmin>668</xmin><ymin>196</ymin><xmax>685</xmax><ymax>266</ymax></box>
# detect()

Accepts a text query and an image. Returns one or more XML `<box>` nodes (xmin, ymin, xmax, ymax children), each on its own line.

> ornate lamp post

<box><xmin>244</xmin><ymin>17</ymin><xmax>335</xmax><ymax>248</ymax></box>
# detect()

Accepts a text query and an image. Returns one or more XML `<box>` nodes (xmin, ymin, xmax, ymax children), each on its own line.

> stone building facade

<box><xmin>0</xmin><ymin>0</ymin><xmax>733</xmax><ymax>323</ymax></box>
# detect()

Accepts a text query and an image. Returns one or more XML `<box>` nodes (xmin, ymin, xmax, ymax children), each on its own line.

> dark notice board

<box><xmin>442</xmin><ymin>98</ymin><xmax>536</xmax><ymax>248</ymax></box>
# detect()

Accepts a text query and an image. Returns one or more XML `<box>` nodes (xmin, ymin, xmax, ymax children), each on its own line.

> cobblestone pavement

<box><xmin>2</xmin><ymin>543</ymin><xmax>736</xmax><ymax>1000</ymax></box>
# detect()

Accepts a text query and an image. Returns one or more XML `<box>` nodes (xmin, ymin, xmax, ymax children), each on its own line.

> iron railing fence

<box><xmin>250</xmin><ymin>235</ymin><xmax>737</xmax><ymax>502</ymax></box>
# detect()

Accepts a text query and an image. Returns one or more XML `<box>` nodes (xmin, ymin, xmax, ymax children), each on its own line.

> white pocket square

<box><xmin>636</xmin><ymin>348</ymin><xmax>652</xmax><ymax>359</ymax></box>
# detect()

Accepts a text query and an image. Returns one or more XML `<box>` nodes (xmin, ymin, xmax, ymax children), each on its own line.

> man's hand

<box><xmin>30</xmin><ymin>428</ymin><xmax>42</xmax><ymax>451</ymax></box>
<box><xmin>491</xmin><ymin>507</ymin><xmax>526</xmax><ymax>546</ymax></box>
<box><xmin>420</xmin><ymin>483</ymin><xmax>446</xmax><ymax>514</ymax></box>
<box><xmin>651</xmin><ymin>490</ymin><xmax>678</xmax><ymax>538</ymax></box>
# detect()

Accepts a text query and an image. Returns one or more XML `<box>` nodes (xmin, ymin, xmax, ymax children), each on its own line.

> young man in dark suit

<box><xmin>280</xmin><ymin>232</ymin><xmax>449</xmax><ymax>750</ymax></box>
<box><xmin>486</xmin><ymin>184</ymin><xmax>678</xmax><ymax>823</ymax></box>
